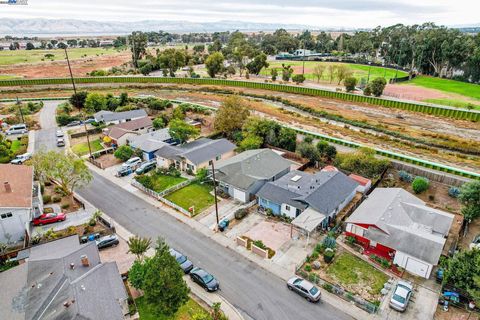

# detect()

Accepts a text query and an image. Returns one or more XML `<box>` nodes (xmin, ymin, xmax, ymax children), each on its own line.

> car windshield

<box><xmin>392</xmin><ymin>293</ymin><xmax>406</xmax><ymax>304</ymax></box>
<box><xmin>176</xmin><ymin>255</ymin><xmax>187</xmax><ymax>264</ymax></box>
<box><xmin>309</xmin><ymin>286</ymin><xmax>319</xmax><ymax>295</ymax></box>
<box><xmin>202</xmin><ymin>273</ymin><xmax>214</xmax><ymax>284</ymax></box>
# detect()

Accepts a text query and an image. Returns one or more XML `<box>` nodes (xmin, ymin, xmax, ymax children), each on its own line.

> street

<box><xmin>78</xmin><ymin>172</ymin><xmax>353</xmax><ymax>320</ymax></box>
<box><xmin>34</xmin><ymin>100</ymin><xmax>63</xmax><ymax>151</ymax></box>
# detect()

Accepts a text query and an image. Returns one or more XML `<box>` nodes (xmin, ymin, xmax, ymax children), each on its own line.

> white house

<box><xmin>94</xmin><ymin>109</ymin><xmax>148</xmax><ymax>125</ymax></box>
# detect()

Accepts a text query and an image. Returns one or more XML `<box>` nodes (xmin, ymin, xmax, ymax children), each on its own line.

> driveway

<box><xmin>34</xmin><ymin>100</ymin><xmax>63</xmax><ymax>152</ymax></box>
<box><xmin>78</xmin><ymin>172</ymin><xmax>353</xmax><ymax>320</ymax></box>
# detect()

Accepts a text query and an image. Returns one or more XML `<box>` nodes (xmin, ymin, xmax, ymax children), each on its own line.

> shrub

<box><xmin>314</xmin><ymin>243</ymin><xmax>325</xmax><ymax>254</ymax></box>
<box><xmin>363</xmin><ymin>85</ymin><xmax>372</xmax><ymax>96</ymax></box>
<box><xmin>448</xmin><ymin>186</ymin><xmax>460</xmax><ymax>198</ymax></box>
<box><xmin>369</xmin><ymin>77</ymin><xmax>387</xmax><ymax>97</ymax></box>
<box><xmin>292</xmin><ymin>74</ymin><xmax>306</xmax><ymax>84</ymax></box>
<box><xmin>114</xmin><ymin>145</ymin><xmax>134</xmax><ymax>161</ymax></box>
<box><xmin>323</xmin><ymin>248</ymin><xmax>335</xmax><ymax>263</ymax></box>
<box><xmin>52</xmin><ymin>196</ymin><xmax>61</xmax><ymax>203</ymax></box>
<box><xmin>234</xmin><ymin>208</ymin><xmax>248</xmax><ymax>220</ymax></box>
<box><xmin>304</xmin><ymin>264</ymin><xmax>312</xmax><ymax>272</ymax></box>
<box><xmin>298</xmin><ymin>270</ymin><xmax>308</xmax><ymax>278</ymax></box>
<box><xmin>323</xmin><ymin>236</ymin><xmax>336</xmax><ymax>249</ymax></box>
<box><xmin>346</xmin><ymin>236</ymin><xmax>356</xmax><ymax>245</ymax></box>
<box><xmin>344</xmin><ymin>76</ymin><xmax>357</xmax><ymax>92</ymax></box>
<box><xmin>43</xmin><ymin>194</ymin><xmax>52</xmax><ymax>204</ymax></box>
<box><xmin>412</xmin><ymin>176</ymin><xmax>429</xmax><ymax>194</ymax></box>
<box><xmin>398</xmin><ymin>170</ymin><xmax>413</xmax><ymax>182</ymax></box>
<box><xmin>310</xmin><ymin>252</ymin><xmax>319</xmax><ymax>260</ymax></box>
<box><xmin>61</xmin><ymin>203</ymin><xmax>70</xmax><ymax>210</ymax></box>
<box><xmin>322</xmin><ymin>283</ymin><xmax>333</xmax><ymax>293</ymax></box>
<box><xmin>66</xmin><ymin>226</ymin><xmax>77</xmax><ymax>235</ymax></box>
<box><xmin>252</xmin><ymin>240</ymin><xmax>267</xmax><ymax>250</ymax></box>
<box><xmin>308</xmin><ymin>272</ymin><xmax>318</xmax><ymax>283</ymax></box>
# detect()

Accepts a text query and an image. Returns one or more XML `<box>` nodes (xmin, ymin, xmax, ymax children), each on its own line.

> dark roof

<box><xmin>129</xmin><ymin>129</ymin><xmax>172</xmax><ymax>152</ymax></box>
<box><xmin>94</xmin><ymin>109</ymin><xmax>147</xmax><ymax>122</ymax></box>
<box><xmin>155</xmin><ymin>138</ymin><xmax>236</xmax><ymax>165</ymax></box>
<box><xmin>0</xmin><ymin>236</ymin><xmax>127</xmax><ymax>320</ymax></box>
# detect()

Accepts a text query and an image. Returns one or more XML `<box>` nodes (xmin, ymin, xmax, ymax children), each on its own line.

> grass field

<box><xmin>146</xmin><ymin>173</ymin><xmax>187</xmax><ymax>193</ymax></box>
<box><xmin>0</xmin><ymin>75</ymin><xmax>19</xmax><ymax>80</ymax></box>
<box><xmin>10</xmin><ymin>140</ymin><xmax>22</xmax><ymax>153</ymax></box>
<box><xmin>0</xmin><ymin>47</ymin><xmax>124</xmax><ymax>66</ymax></box>
<box><xmin>424</xmin><ymin>98</ymin><xmax>480</xmax><ymax>110</ymax></box>
<box><xmin>136</xmin><ymin>297</ymin><xmax>209</xmax><ymax>320</ymax></box>
<box><xmin>405</xmin><ymin>76</ymin><xmax>480</xmax><ymax>101</ymax></box>
<box><xmin>71</xmin><ymin>139</ymin><xmax>103</xmax><ymax>156</ymax></box>
<box><xmin>260</xmin><ymin>61</ymin><xmax>408</xmax><ymax>82</ymax></box>
<box><xmin>165</xmin><ymin>182</ymin><xmax>214</xmax><ymax>215</ymax></box>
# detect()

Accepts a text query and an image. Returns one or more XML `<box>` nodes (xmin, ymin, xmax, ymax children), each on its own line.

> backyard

<box><xmin>164</xmin><ymin>182</ymin><xmax>215</xmax><ymax>215</ymax></box>
<box><xmin>71</xmin><ymin>139</ymin><xmax>103</xmax><ymax>156</ymax></box>
<box><xmin>135</xmin><ymin>297</ymin><xmax>209</xmax><ymax>320</ymax></box>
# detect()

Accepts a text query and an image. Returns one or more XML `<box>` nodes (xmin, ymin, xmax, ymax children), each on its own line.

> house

<box><xmin>345</xmin><ymin>188</ymin><xmax>454</xmax><ymax>278</ymax></box>
<box><xmin>155</xmin><ymin>138</ymin><xmax>236</xmax><ymax>174</ymax></box>
<box><xmin>0</xmin><ymin>235</ymin><xmax>128</xmax><ymax>320</ymax></box>
<box><xmin>348</xmin><ymin>174</ymin><xmax>372</xmax><ymax>193</ymax></box>
<box><xmin>104</xmin><ymin>116</ymin><xmax>153</xmax><ymax>146</ymax></box>
<box><xmin>257</xmin><ymin>170</ymin><xmax>358</xmax><ymax>229</ymax></box>
<box><xmin>215</xmin><ymin>149</ymin><xmax>292</xmax><ymax>203</ymax></box>
<box><xmin>0</xmin><ymin>164</ymin><xmax>43</xmax><ymax>245</ymax></box>
<box><xmin>94</xmin><ymin>109</ymin><xmax>148</xmax><ymax>125</ymax></box>
<box><xmin>129</xmin><ymin>128</ymin><xmax>175</xmax><ymax>160</ymax></box>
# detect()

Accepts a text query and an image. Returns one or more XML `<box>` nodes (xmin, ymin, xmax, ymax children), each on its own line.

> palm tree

<box><xmin>127</xmin><ymin>236</ymin><xmax>152</xmax><ymax>260</ymax></box>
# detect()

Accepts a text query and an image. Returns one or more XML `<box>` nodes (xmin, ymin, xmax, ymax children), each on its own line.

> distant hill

<box><xmin>0</xmin><ymin>18</ymin><xmax>330</xmax><ymax>36</ymax></box>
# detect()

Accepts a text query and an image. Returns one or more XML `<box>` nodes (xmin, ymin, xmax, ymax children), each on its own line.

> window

<box><xmin>1</xmin><ymin>212</ymin><xmax>12</xmax><ymax>219</ymax></box>
<box><xmin>285</xmin><ymin>205</ymin><xmax>291</xmax><ymax>211</ymax></box>
<box><xmin>216</xmin><ymin>155</ymin><xmax>221</xmax><ymax>161</ymax></box>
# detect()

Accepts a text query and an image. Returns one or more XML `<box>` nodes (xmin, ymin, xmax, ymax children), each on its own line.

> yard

<box><xmin>137</xmin><ymin>172</ymin><xmax>187</xmax><ymax>193</ymax></box>
<box><xmin>71</xmin><ymin>139</ymin><xmax>103</xmax><ymax>156</ymax></box>
<box><xmin>405</xmin><ymin>76</ymin><xmax>480</xmax><ymax>101</ymax></box>
<box><xmin>164</xmin><ymin>183</ymin><xmax>215</xmax><ymax>215</ymax></box>
<box><xmin>10</xmin><ymin>138</ymin><xmax>27</xmax><ymax>154</ymax></box>
<box><xmin>136</xmin><ymin>297</ymin><xmax>209</xmax><ymax>320</ymax></box>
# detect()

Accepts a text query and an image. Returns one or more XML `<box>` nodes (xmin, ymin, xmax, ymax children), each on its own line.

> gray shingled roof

<box><xmin>346</xmin><ymin>188</ymin><xmax>454</xmax><ymax>265</ymax></box>
<box><xmin>0</xmin><ymin>236</ymin><xmax>127</xmax><ymax>320</ymax></box>
<box><xmin>215</xmin><ymin>149</ymin><xmax>292</xmax><ymax>190</ymax></box>
<box><xmin>155</xmin><ymin>138</ymin><xmax>236</xmax><ymax>165</ymax></box>
<box><xmin>257</xmin><ymin>170</ymin><xmax>358</xmax><ymax>214</ymax></box>
<box><xmin>129</xmin><ymin>129</ymin><xmax>172</xmax><ymax>152</ymax></box>
<box><xmin>94</xmin><ymin>109</ymin><xmax>147</xmax><ymax>122</ymax></box>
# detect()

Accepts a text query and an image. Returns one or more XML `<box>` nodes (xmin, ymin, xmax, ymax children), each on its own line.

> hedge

<box><xmin>0</xmin><ymin>76</ymin><xmax>478</xmax><ymax>121</ymax></box>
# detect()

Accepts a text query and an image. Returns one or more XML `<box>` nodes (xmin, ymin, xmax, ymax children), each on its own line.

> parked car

<box><xmin>96</xmin><ymin>234</ymin><xmax>119</xmax><ymax>250</ymax></box>
<box><xmin>66</xmin><ymin>120</ymin><xmax>82</xmax><ymax>127</ymax></box>
<box><xmin>56</xmin><ymin>130</ymin><xmax>64</xmax><ymax>137</ymax></box>
<box><xmin>116</xmin><ymin>166</ymin><xmax>133</xmax><ymax>177</ymax></box>
<box><xmin>390</xmin><ymin>280</ymin><xmax>413</xmax><ymax>312</ymax></box>
<box><xmin>32</xmin><ymin>213</ymin><xmax>66</xmax><ymax>226</ymax></box>
<box><xmin>286</xmin><ymin>276</ymin><xmax>321</xmax><ymax>302</ymax></box>
<box><xmin>5</xmin><ymin>124</ymin><xmax>27</xmax><ymax>135</ymax></box>
<box><xmin>122</xmin><ymin>157</ymin><xmax>142</xmax><ymax>169</ymax></box>
<box><xmin>56</xmin><ymin>138</ymin><xmax>65</xmax><ymax>147</ymax></box>
<box><xmin>169</xmin><ymin>248</ymin><xmax>193</xmax><ymax>273</ymax></box>
<box><xmin>84</xmin><ymin>118</ymin><xmax>95</xmax><ymax>124</ymax></box>
<box><xmin>10</xmin><ymin>152</ymin><xmax>32</xmax><ymax>164</ymax></box>
<box><xmin>135</xmin><ymin>161</ymin><xmax>156</xmax><ymax>175</ymax></box>
<box><xmin>469</xmin><ymin>234</ymin><xmax>480</xmax><ymax>250</ymax></box>
<box><xmin>190</xmin><ymin>267</ymin><xmax>219</xmax><ymax>292</ymax></box>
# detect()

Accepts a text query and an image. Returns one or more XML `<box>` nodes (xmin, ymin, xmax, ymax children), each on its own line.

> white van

<box><xmin>5</xmin><ymin>124</ymin><xmax>28</xmax><ymax>135</ymax></box>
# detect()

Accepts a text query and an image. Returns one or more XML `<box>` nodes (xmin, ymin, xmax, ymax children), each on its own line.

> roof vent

<box><xmin>80</xmin><ymin>255</ymin><xmax>89</xmax><ymax>267</ymax></box>
<box><xmin>80</xmin><ymin>285</ymin><xmax>86</xmax><ymax>291</ymax></box>
<box><xmin>4</xmin><ymin>181</ymin><xmax>12</xmax><ymax>193</ymax></box>
<box><xmin>291</xmin><ymin>175</ymin><xmax>302</xmax><ymax>182</ymax></box>
<box><xmin>70</xmin><ymin>263</ymin><xmax>75</xmax><ymax>270</ymax></box>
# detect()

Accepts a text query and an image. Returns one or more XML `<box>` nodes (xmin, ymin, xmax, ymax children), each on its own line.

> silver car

<box><xmin>390</xmin><ymin>280</ymin><xmax>413</xmax><ymax>312</ymax></box>
<box><xmin>169</xmin><ymin>248</ymin><xmax>193</xmax><ymax>273</ymax></box>
<box><xmin>287</xmin><ymin>276</ymin><xmax>321</xmax><ymax>302</ymax></box>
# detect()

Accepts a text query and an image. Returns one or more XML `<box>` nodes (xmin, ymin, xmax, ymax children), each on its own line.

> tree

<box><xmin>369</xmin><ymin>77</ymin><xmax>387</xmax><ymax>97</ymax></box>
<box><xmin>119</xmin><ymin>92</ymin><xmax>129</xmax><ymax>106</ymax></box>
<box><xmin>69</xmin><ymin>91</ymin><xmax>88</xmax><ymax>109</ymax></box>
<box><xmin>296</xmin><ymin>142</ymin><xmax>320</xmax><ymax>164</ymax></box>
<box><xmin>443</xmin><ymin>249</ymin><xmax>480</xmax><ymax>305</ymax></box>
<box><xmin>412</xmin><ymin>176</ymin><xmax>429</xmax><ymax>194</ymax></box>
<box><xmin>459</xmin><ymin>181</ymin><xmax>480</xmax><ymax>222</ymax></box>
<box><xmin>336</xmin><ymin>65</ymin><xmax>352</xmax><ymax>85</ymax></box>
<box><xmin>312</xmin><ymin>64</ymin><xmax>326</xmax><ymax>82</ymax></box>
<box><xmin>246</xmin><ymin>53</ymin><xmax>269</xmax><ymax>75</ymax></box>
<box><xmin>205</xmin><ymin>52</ymin><xmax>224</xmax><ymax>78</ymax></box>
<box><xmin>193</xmin><ymin>44</ymin><xmax>205</xmax><ymax>53</ymax></box>
<box><xmin>270</xmin><ymin>68</ymin><xmax>278</xmax><ymax>81</ymax></box>
<box><xmin>277</xmin><ymin>127</ymin><xmax>297</xmax><ymax>152</ymax></box>
<box><xmin>344</xmin><ymin>76</ymin><xmax>358</xmax><ymax>92</ymax></box>
<box><xmin>139</xmin><ymin>62</ymin><xmax>153</xmax><ymax>75</ymax></box>
<box><xmin>168</xmin><ymin>119</ymin><xmax>200</xmax><ymax>143</ymax></box>
<box><xmin>327</xmin><ymin>64</ymin><xmax>337</xmax><ymax>83</ymax></box>
<box><xmin>214</xmin><ymin>95</ymin><xmax>250</xmax><ymax>138</ymax></box>
<box><xmin>128</xmin><ymin>259</ymin><xmax>147</xmax><ymax>289</ymax></box>
<box><xmin>57</xmin><ymin>42</ymin><xmax>67</xmax><ymax>49</ymax></box>
<box><xmin>317</xmin><ymin>141</ymin><xmax>336</xmax><ymax>161</ymax></box>
<box><xmin>158</xmin><ymin>48</ymin><xmax>186</xmax><ymax>77</ymax></box>
<box><xmin>292</xmin><ymin>74</ymin><xmax>306</xmax><ymax>84</ymax></box>
<box><xmin>152</xmin><ymin>117</ymin><xmax>166</xmax><ymax>129</ymax></box>
<box><xmin>26</xmin><ymin>42</ymin><xmax>35</xmax><ymax>50</ymax></box>
<box><xmin>84</xmin><ymin>93</ymin><xmax>107</xmax><ymax>113</ymax></box>
<box><xmin>172</xmin><ymin>107</ymin><xmax>186</xmax><ymax>120</ymax></box>
<box><xmin>127</xmin><ymin>236</ymin><xmax>152</xmax><ymax>260</ymax></box>
<box><xmin>129</xmin><ymin>31</ymin><xmax>148</xmax><ymax>68</ymax></box>
<box><xmin>281</xmin><ymin>64</ymin><xmax>293</xmax><ymax>81</ymax></box>
<box><xmin>239</xmin><ymin>135</ymin><xmax>263</xmax><ymax>150</ymax></box>
<box><xmin>31</xmin><ymin>150</ymin><xmax>92</xmax><ymax>197</ymax></box>
<box><xmin>114</xmin><ymin>145</ymin><xmax>134</xmax><ymax>161</ymax></box>
<box><xmin>334</xmin><ymin>147</ymin><xmax>390</xmax><ymax>178</ymax></box>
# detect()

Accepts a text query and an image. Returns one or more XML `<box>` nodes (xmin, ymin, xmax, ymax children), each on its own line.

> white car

<box><xmin>390</xmin><ymin>280</ymin><xmax>413</xmax><ymax>312</ymax></box>
<box><xmin>56</xmin><ymin>130</ymin><xmax>64</xmax><ymax>137</ymax></box>
<box><xmin>10</xmin><ymin>152</ymin><xmax>32</xmax><ymax>164</ymax></box>
<box><xmin>5</xmin><ymin>124</ymin><xmax>27</xmax><ymax>135</ymax></box>
<box><xmin>122</xmin><ymin>157</ymin><xmax>142</xmax><ymax>169</ymax></box>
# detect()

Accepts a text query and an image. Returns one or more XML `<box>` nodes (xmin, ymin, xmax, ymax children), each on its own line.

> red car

<box><xmin>33</xmin><ymin>213</ymin><xmax>66</xmax><ymax>226</ymax></box>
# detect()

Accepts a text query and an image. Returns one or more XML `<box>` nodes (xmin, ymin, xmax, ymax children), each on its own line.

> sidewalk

<box><xmin>86</xmin><ymin>162</ymin><xmax>376</xmax><ymax>320</ymax></box>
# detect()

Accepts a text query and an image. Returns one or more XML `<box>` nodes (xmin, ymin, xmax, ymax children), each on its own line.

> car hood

<box><xmin>180</xmin><ymin>259</ymin><xmax>193</xmax><ymax>270</ymax></box>
<box><xmin>206</xmin><ymin>278</ymin><xmax>219</xmax><ymax>289</ymax></box>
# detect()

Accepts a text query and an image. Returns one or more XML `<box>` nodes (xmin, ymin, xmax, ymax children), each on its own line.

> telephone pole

<box><xmin>210</xmin><ymin>160</ymin><xmax>220</xmax><ymax>227</ymax></box>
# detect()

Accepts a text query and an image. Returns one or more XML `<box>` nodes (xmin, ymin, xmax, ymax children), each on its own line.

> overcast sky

<box><xmin>2</xmin><ymin>0</ymin><xmax>479</xmax><ymax>28</ymax></box>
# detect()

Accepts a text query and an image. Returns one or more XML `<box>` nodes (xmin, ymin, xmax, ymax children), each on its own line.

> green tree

<box><xmin>172</xmin><ymin>107</ymin><xmax>186</xmax><ymax>120</ymax></box>
<box><xmin>119</xmin><ymin>92</ymin><xmax>129</xmax><ymax>106</ymax></box>
<box><xmin>214</xmin><ymin>95</ymin><xmax>250</xmax><ymax>139</ymax></box>
<box><xmin>158</xmin><ymin>48</ymin><xmax>186</xmax><ymax>77</ymax></box>
<box><xmin>277</xmin><ymin>127</ymin><xmax>297</xmax><ymax>152</ymax></box>
<box><xmin>69</xmin><ymin>91</ymin><xmax>88</xmax><ymax>110</ymax></box>
<box><xmin>312</xmin><ymin>64</ymin><xmax>326</xmax><ymax>82</ymax></box>
<box><xmin>369</xmin><ymin>77</ymin><xmax>387</xmax><ymax>97</ymax></box>
<box><xmin>316</xmin><ymin>141</ymin><xmax>336</xmax><ymax>161</ymax></box>
<box><xmin>239</xmin><ymin>135</ymin><xmax>263</xmax><ymax>150</ymax></box>
<box><xmin>196</xmin><ymin>168</ymin><xmax>208</xmax><ymax>182</ymax></box>
<box><xmin>281</xmin><ymin>64</ymin><xmax>293</xmax><ymax>81</ymax></box>
<box><xmin>114</xmin><ymin>145</ymin><xmax>134</xmax><ymax>161</ymax></box>
<box><xmin>129</xmin><ymin>31</ymin><xmax>148</xmax><ymax>68</ymax></box>
<box><xmin>205</xmin><ymin>52</ymin><xmax>225</xmax><ymax>78</ymax></box>
<box><xmin>334</xmin><ymin>147</ymin><xmax>390</xmax><ymax>178</ymax></box>
<box><xmin>442</xmin><ymin>249</ymin><xmax>480</xmax><ymax>304</ymax></box>
<box><xmin>412</xmin><ymin>176</ymin><xmax>429</xmax><ymax>194</ymax></box>
<box><xmin>127</xmin><ymin>236</ymin><xmax>152</xmax><ymax>260</ymax></box>
<box><xmin>152</xmin><ymin>117</ymin><xmax>166</xmax><ymax>129</ymax></box>
<box><xmin>459</xmin><ymin>181</ymin><xmax>480</xmax><ymax>222</ymax></box>
<box><xmin>139</xmin><ymin>62</ymin><xmax>153</xmax><ymax>75</ymax></box>
<box><xmin>84</xmin><ymin>93</ymin><xmax>107</xmax><ymax>113</ymax></box>
<box><xmin>336</xmin><ymin>65</ymin><xmax>353</xmax><ymax>84</ymax></box>
<box><xmin>296</xmin><ymin>142</ymin><xmax>320</xmax><ymax>164</ymax></box>
<box><xmin>292</xmin><ymin>74</ymin><xmax>306</xmax><ymax>84</ymax></box>
<box><xmin>128</xmin><ymin>259</ymin><xmax>147</xmax><ymax>289</ymax></box>
<box><xmin>169</xmin><ymin>119</ymin><xmax>200</xmax><ymax>143</ymax></box>
<box><xmin>270</xmin><ymin>68</ymin><xmax>278</xmax><ymax>81</ymax></box>
<box><xmin>344</xmin><ymin>76</ymin><xmax>358</xmax><ymax>92</ymax></box>
<box><xmin>26</xmin><ymin>42</ymin><xmax>35</xmax><ymax>50</ymax></box>
<box><xmin>246</xmin><ymin>53</ymin><xmax>269</xmax><ymax>75</ymax></box>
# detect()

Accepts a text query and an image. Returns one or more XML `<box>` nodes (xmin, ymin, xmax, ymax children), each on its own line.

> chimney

<box><xmin>4</xmin><ymin>181</ymin><xmax>12</xmax><ymax>193</ymax></box>
<box><xmin>70</xmin><ymin>263</ymin><xmax>75</xmax><ymax>270</ymax></box>
<box><xmin>80</xmin><ymin>255</ymin><xmax>89</xmax><ymax>267</ymax></box>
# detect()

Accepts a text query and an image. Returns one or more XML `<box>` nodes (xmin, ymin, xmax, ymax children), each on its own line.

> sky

<box><xmin>1</xmin><ymin>0</ymin><xmax>479</xmax><ymax>28</ymax></box>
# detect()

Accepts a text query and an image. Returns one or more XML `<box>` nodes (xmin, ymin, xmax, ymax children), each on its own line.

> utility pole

<box><xmin>210</xmin><ymin>160</ymin><xmax>220</xmax><ymax>227</ymax></box>
<box><xmin>16</xmin><ymin>97</ymin><xmax>25</xmax><ymax>124</ymax></box>
<box><xmin>302</xmin><ymin>39</ymin><xmax>306</xmax><ymax>75</ymax></box>
<box><xmin>64</xmin><ymin>47</ymin><xmax>92</xmax><ymax>158</ymax></box>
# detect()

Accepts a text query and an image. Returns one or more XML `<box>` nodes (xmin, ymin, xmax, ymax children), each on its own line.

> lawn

<box><xmin>71</xmin><ymin>139</ymin><xmax>103</xmax><ymax>156</ymax></box>
<box><xmin>405</xmin><ymin>76</ymin><xmax>480</xmax><ymax>101</ymax></box>
<box><xmin>260</xmin><ymin>61</ymin><xmax>408</xmax><ymax>82</ymax></box>
<box><xmin>10</xmin><ymin>137</ymin><xmax>27</xmax><ymax>155</ymax></box>
<box><xmin>0</xmin><ymin>47</ymin><xmax>123</xmax><ymax>66</ymax></box>
<box><xmin>10</xmin><ymin>140</ymin><xmax>22</xmax><ymax>153</ymax></box>
<box><xmin>326</xmin><ymin>252</ymin><xmax>389</xmax><ymax>295</ymax></box>
<box><xmin>165</xmin><ymin>182</ymin><xmax>214</xmax><ymax>215</ymax></box>
<box><xmin>136</xmin><ymin>297</ymin><xmax>209</xmax><ymax>320</ymax></box>
<box><xmin>143</xmin><ymin>173</ymin><xmax>187</xmax><ymax>193</ymax></box>
<box><xmin>424</xmin><ymin>98</ymin><xmax>480</xmax><ymax>111</ymax></box>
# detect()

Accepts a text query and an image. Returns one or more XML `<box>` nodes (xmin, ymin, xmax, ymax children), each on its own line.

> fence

<box><xmin>70</xmin><ymin>127</ymin><xmax>103</xmax><ymax>139</ymax></box>
<box><xmin>0</xmin><ymin>77</ymin><xmax>478</xmax><ymax>122</ymax></box>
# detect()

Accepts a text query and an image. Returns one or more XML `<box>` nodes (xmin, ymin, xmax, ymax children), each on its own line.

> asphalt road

<box><xmin>34</xmin><ymin>100</ymin><xmax>62</xmax><ymax>151</ymax></box>
<box><xmin>78</xmin><ymin>172</ymin><xmax>353</xmax><ymax>320</ymax></box>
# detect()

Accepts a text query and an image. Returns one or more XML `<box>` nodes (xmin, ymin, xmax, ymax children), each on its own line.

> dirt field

<box><xmin>435</xmin><ymin>305</ymin><xmax>480</xmax><ymax>320</ymax></box>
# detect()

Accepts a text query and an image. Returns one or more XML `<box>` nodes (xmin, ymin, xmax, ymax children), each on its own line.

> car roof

<box><xmin>395</xmin><ymin>284</ymin><xmax>411</xmax><ymax>299</ymax></box>
<box><xmin>192</xmin><ymin>267</ymin><xmax>209</xmax><ymax>277</ymax></box>
<box><xmin>169</xmin><ymin>248</ymin><xmax>182</xmax><ymax>257</ymax></box>
<box><xmin>299</xmin><ymin>279</ymin><xmax>314</xmax><ymax>290</ymax></box>
<box><xmin>397</xmin><ymin>280</ymin><xmax>413</xmax><ymax>290</ymax></box>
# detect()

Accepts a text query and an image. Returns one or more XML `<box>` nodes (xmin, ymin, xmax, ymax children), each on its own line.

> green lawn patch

<box><xmin>139</xmin><ymin>173</ymin><xmax>187</xmax><ymax>193</ymax></box>
<box><xmin>10</xmin><ymin>137</ymin><xmax>28</xmax><ymax>155</ymax></box>
<box><xmin>406</xmin><ymin>76</ymin><xmax>480</xmax><ymax>101</ymax></box>
<box><xmin>326</xmin><ymin>252</ymin><xmax>388</xmax><ymax>295</ymax></box>
<box><xmin>424</xmin><ymin>98</ymin><xmax>480</xmax><ymax>111</ymax></box>
<box><xmin>10</xmin><ymin>140</ymin><xmax>22</xmax><ymax>153</ymax></box>
<box><xmin>165</xmin><ymin>182</ymin><xmax>214</xmax><ymax>215</ymax></box>
<box><xmin>71</xmin><ymin>139</ymin><xmax>103</xmax><ymax>156</ymax></box>
<box><xmin>136</xmin><ymin>296</ymin><xmax>209</xmax><ymax>320</ymax></box>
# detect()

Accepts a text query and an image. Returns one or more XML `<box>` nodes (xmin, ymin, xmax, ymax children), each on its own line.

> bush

<box><xmin>322</xmin><ymin>283</ymin><xmax>333</xmax><ymax>292</ymax></box>
<box><xmin>234</xmin><ymin>208</ymin><xmax>248</xmax><ymax>220</ymax></box>
<box><xmin>308</xmin><ymin>272</ymin><xmax>318</xmax><ymax>283</ymax></box>
<box><xmin>304</xmin><ymin>264</ymin><xmax>312</xmax><ymax>272</ymax></box>
<box><xmin>43</xmin><ymin>194</ymin><xmax>52</xmax><ymax>204</ymax></box>
<box><xmin>412</xmin><ymin>176</ymin><xmax>429</xmax><ymax>194</ymax></box>
<box><xmin>323</xmin><ymin>248</ymin><xmax>335</xmax><ymax>263</ymax></box>
<box><xmin>323</xmin><ymin>236</ymin><xmax>336</xmax><ymax>249</ymax></box>
<box><xmin>252</xmin><ymin>240</ymin><xmax>267</xmax><ymax>250</ymax></box>
<box><xmin>298</xmin><ymin>270</ymin><xmax>308</xmax><ymax>278</ymax></box>
<box><xmin>448</xmin><ymin>186</ymin><xmax>460</xmax><ymax>198</ymax></box>
<box><xmin>344</xmin><ymin>76</ymin><xmax>357</xmax><ymax>92</ymax></box>
<box><xmin>114</xmin><ymin>145</ymin><xmax>134</xmax><ymax>161</ymax></box>
<box><xmin>369</xmin><ymin>77</ymin><xmax>387</xmax><ymax>97</ymax></box>
<box><xmin>314</xmin><ymin>243</ymin><xmax>325</xmax><ymax>254</ymax></box>
<box><xmin>346</xmin><ymin>236</ymin><xmax>356</xmax><ymax>245</ymax></box>
<box><xmin>398</xmin><ymin>170</ymin><xmax>413</xmax><ymax>182</ymax></box>
<box><xmin>363</xmin><ymin>85</ymin><xmax>372</xmax><ymax>96</ymax></box>
<box><xmin>52</xmin><ymin>196</ymin><xmax>61</xmax><ymax>203</ymax></box>
<box><xmin>61</xmin><ymin>203</ymin><xmax>70</xmax><ymax>210</ymax></box>
<box><xmin>292</xmin><ymin>74</ymin><xmax>306</xmax><ymax>84</ymax></box>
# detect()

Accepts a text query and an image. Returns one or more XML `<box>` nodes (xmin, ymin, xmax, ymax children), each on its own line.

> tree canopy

<box><xmin>214</xmin><ymin>95</ymin><xmax>250</xmax><ymax>138</ymax></box>
<box><xmin>168</xmin><ymin>119</ymin><xmax>200</xmax><ymax>143</ymax></box>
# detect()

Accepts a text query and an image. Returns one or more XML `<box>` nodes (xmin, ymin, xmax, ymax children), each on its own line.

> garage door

<box><xmin>405</xmin><ymin>258</ymin><xmax>430</xmax><ymax>278</ymax></box>
<box><xmin>233</xmin><ymin>188</ymin><xmax>247</xmax><ymax>202</ymax></box>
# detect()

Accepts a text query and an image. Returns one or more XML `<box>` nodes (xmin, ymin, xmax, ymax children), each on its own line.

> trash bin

<box><xmin>218</xmin><ymin>219</ymin><xmax>230</xmax><ymax>232</ymax></box>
